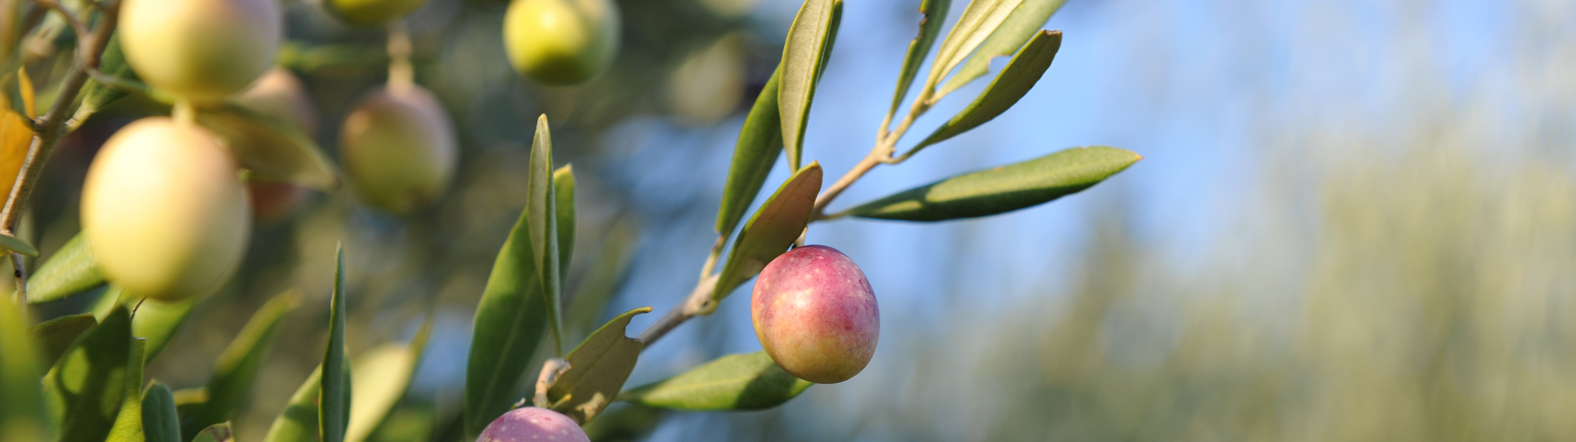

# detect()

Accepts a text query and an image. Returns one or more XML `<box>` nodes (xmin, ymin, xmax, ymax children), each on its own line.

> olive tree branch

<box><xmin>2</xmin><ymin>0</ymin><xmax>119</xmax><ymax>300</ymax></box>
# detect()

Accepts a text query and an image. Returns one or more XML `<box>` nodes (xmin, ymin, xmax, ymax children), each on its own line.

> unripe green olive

<box><xmin>479</xmin><ymin>407</ymin><xmax>589</xmax><ymax>442</ymax></box>
<box><xmin>339</xmin><ymin>84</ymin><xmax>457</xmax><ymax>215</ymax></box>
<box><xmin>234</xmin><ymin>68</ymin><xmax>318</xmax><ymax>222</ymax></box>
<box><xmin>752</xmin><ymin>245</ymin><xmax>880</xmax><ymax>384</ymax></box>
<box><xmin>503</xmin><ymin>0</ymin><xmax>621</xmax><ymax>86</ymax></box>
<box><xmin>119</xmin><ymin>0</ymin><xmax>282</xmax><ymax>102</ymax></box>
<box><xmin>328</xmin><ymin>0</ymin><xmax>431</xmax><ymax>27</ymax></box>
<box><xmin>81</xmin><ymin>118</ymin><xmax>251</xmax><ymax>302</ymax></box>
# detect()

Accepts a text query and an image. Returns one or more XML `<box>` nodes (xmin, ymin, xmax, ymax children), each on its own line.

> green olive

<box><xmin>81</xmin><ymin>118</ymin><xmax>251</xmax><ymax>302</ymax></box>
<box><xmin>327</xmin><ymin>0</ymin><xmax>431</xmax><ymax>27</ymax></box>
<box><xmin>503</xmin><ymin>0</ymin><xmax>621</xmax><ymax>86</ymax></box>
<box><xmin>119</xmin><ymin>0</ymin><xmax>281</xmax><ymax>102</ymax></box>
<box><xmin>340</xmin><ymin>84</ymin><xmax>458</xmax><ymax>215</ymax></box>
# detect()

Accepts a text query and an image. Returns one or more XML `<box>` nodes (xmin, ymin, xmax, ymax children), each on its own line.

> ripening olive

<box><xmin>81</xmin><ymin>118</ymin><xmax>251</xmax><ymax>302</ymax></box>
<box><xmin>479</xmin><ymin>407</ymin><xmax>589</xmax><ymax>442</ymax></box>
<box><xmin>119</xmin><ymin>0</ymin><xmax>282</xmax><ymax>102</ymax></box>
<box><xmin>503</xmin><ymin>0</ymin><xmax>620</xmax><ymax>85</ymax></box>
<box><xmin>339</xmin><ymin>84</ymin><xmax>457</xmax><ymax>215</ymax></box>
<box><xmin>751</xmin><ymin>245</ymin><xmax>880</xmax><ymax>384</ymax></box>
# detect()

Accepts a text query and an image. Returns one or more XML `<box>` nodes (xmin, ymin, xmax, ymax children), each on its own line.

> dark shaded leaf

<box><xmin>321</xmin><ymin>246</ymin><xmax>351</xmax><ymax>442</ymax></box>
<box><xmin>846</xmin><ymin>145</ymin><xmax>1138</xmax><ymax>221</ymax></box>
<box><xmin>44</xmin><ymin>306</ymin><xmax>132</xmax><ymax>442</ymax></box>
<box><xmin>712</xmin><ymin>163</ymin><xmax>823</xmax><ymax>304</ymax></box>
<box><xmin>463</xmin><ymin>196</ymin><xmax>551</xmax><ymax>439</ymax></box>
<box><xmin>31</xmin><ymin>313</ymin><xmax>96</xmax><ymax>366</ymax></box>
<box><xmin>547</xmin><ymin>307</ymin><xmax>651</xmax><ymax>424</ymax></box>
<box><xmin>717</xmin><ymin>67</ymin><xmax>784</xmax><ymax>237</ymax></box>
<box><xmin>912</xmin><ymin>30</ymin><xmax>1062</xmax><ymax>150</ymax></box>
<box><xmin>183</xmin><ymin>291</ymin><xmax>301</xmax><ymax>439</ymax></box>
<box><xmin>25</xmin><ymin>233</ymin><xmax>105</xmax><ymax>304</ymax></box>
<box><xmin>620</xmin><ymin>351</ymin><xmax>812</xmax><ymax>411</ymax></box>
<box><xmin>778</xmin><ymin>0</ymin><xmax>843</xmax><ymax>171</ymax></box>
<box><xmin>142</xmin><ymin>382</ymin><xmax>181</xmax><ymax>442</ymax></box>
<box><xmin>526</xmin><ymin>115</ymin><xmax>564</xmax><ymax>356</ymax></box>
<box><xmin>105</xmin><ymin>338</ymin><xmax>146</xmax><ymax>442</ymax></box>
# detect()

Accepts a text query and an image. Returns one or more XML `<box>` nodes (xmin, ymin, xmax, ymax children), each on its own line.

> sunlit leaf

<box><xmin>925</xmin><ymin>0</ymin><xmax>1025</xmax><ymax>97</ymax></box>
<box><xmin>345</xmin><ymin>316</ymin><xmax>433</xmax><ymax>442</ymax></box>
<box><xmin>554</xmin><ymin>165</ymin><xmax>576</xmax><ymax>285</ymax></box>
<box><xmin>937</xmin><ymin>0</ymin><xmax>1067</xmax><ymax>97</ymax></box>
<box><xmin>888</xmin><ymin>0</ymin><xmax>952</xmax><ymax>117</ymax></box>
<box><xmin>778</xmin><ymin>0</ymin><xmax>843</xmax><ymax>171</ymax></box>
<box><xmin>183</xmin><ymin>291</ymin><xmax>301</xmax><ymax>439</ymax></box>
<box><xmin>463</xmin><ymin>191</ymin><xmax>552</xmax><ymax>439</ymax></box>
<box><xmin>0</xmin><ymin>231</ymin><xmax>35</xmax><ymax>256</ymax></box>
<box><xmin>620</xmin><ymin>351</ymin><xmax>812</xmax><ymax>411</ymax></box>
<box><xmin>912</xmin><ymin>30</ymin><xmax>1062</xmax><ymax>151</ymax></box>
<box><xmin>262</xmin><ymin>367</ymin><xmax>323</xmax><ymax>442</ymax></box>
<box><xmin>142</xmin><ymin>382</ymin><xmax>181</xmax><ymax>442</ymax></box>
<box><xmin>44</xmin><ymin>307</ymin><xmax>132</xmax><ymax>442</ymax></box>
<box><xmin>0</xmin><ymin>294</ymin><xmax>51</xmax><ymax>442</ymax></box>
<box><xmin>191</xmin><ymin>422</ymin><xmax>233</xmax><ymax>442</ymax></box>
<box><xmin>845</xmin><ymin>145</ymin><xmax>1138</xmax><ymax>221</ymax></box>
<box><xmin>526</xmin><ymin>115</ymin><xmax>565</xmax><ymax>356</ymax></box>
<box><xmin>717</xmin><ymin>67</ymin><xmax>785</xmax><ymax>237</ymax></box>
<box><xmin>25</xmin><ymin>233</ymin><xmax>105</xmax><ymax>304</ymax></box>
<box><xmin>712</xmin><ymin>163</ymin><xmax>823</xmax><ymax>304</ymax></box>
<box><xmin>547</xmin><ymin>307</ymin><xmax>651</xmax><ymax>424</ymax></box>
<box><xmin>31</xmin><ymin>313</ymin><xmax>95</xmax><ymax>366</ymax></box>
<box><xmin>197</xmin><ymin>102</ymin><xmax>339</xmax><ymax>190</ymax></box>
<box><xmin>321</xmin><ymin>246</ymin><xmax>351</xmax><ymax>442</ymax></box>
<box><xmin>104</xmin><ymin>338</ymin><xmax>146</xmax><ymax>442</ymax></box>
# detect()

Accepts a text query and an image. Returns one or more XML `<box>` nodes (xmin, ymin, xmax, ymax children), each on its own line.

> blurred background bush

<box><xmin>13</xmin><ymin>0</ymin><xmax>1576</xmax><ymax>440</ymax></box>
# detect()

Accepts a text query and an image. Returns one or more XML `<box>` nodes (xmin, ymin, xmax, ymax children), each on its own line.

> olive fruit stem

<box><xmin>529</xmin><ymin>358</ymin><xmax>572</xmax><ymax>409</ymax></box>
<box><xmin>1</xmin><ymin>0</ymin><xmax>120</xmax><ymax>299</ymax></box>
<box><xmin>386</xmin><ymin>20</ymin><xmax>415</xmax><ymax>94</ymax></box>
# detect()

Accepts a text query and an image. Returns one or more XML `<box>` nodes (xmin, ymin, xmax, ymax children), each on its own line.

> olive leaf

<box><xmin>183</xmin><ymin>290</ymin><xmax>301</xmax><ymax>439</ymax></box>
<box><xmin>911</xmin><ymin>30</ymin><xmax>1062</xmax><ymax>151</ymax></box>
<box><xmin>525</xmin><ymin>115</ymin><xmax>565</xmax><ymax>356</ymax></box>
<box><xmin>717</xmin><ymin>67</ymin><xmax>784</xmax><ymax>238</ymax></box>
<box><xmin>888</xmin><ymin>0</ymin><xmax>952</xmax><ymax>117</ymax></box>
<box><xmin>0</xmin><ymin>293</ymin><xmax>49</xmax><ymax>442</ymax></box>
<box><xmin>104</xmin><ymin>338</ymin><xmax>146</xmax><ymax>442</ymax></box>
<box><xmin>844</xmin><ymin>145</ymin><xmax>1139</xmax><ymax>221</ymax></box>
<box><xmin>191</xmin><ymin>422</ymin><xmax>234</xmax><ymax>442</ymax></box>
<box><xmin>75</xmin><ymin>34</ymin><xmax>138</xmax><ymax>122</ymax></box>
<box><xmin>197</xmin><ymin>102</ymin><xmax>339</xmax><ymax>190</ymax></box>
<box><xmin>779</xmin><ymin>0</ymin><xmax>843</xmax><ymax>171</ymax></box>
<box><xmin>142</xmin><ymin>382</ymin><xmax>182</xmax><ymax>442</ymax></box>
<box><xmin>547</xmin><ymin>307</ymin><xmax>651</xmax><ymax>424</ymax></box>
<box><xmin>554</xmin><ymin>165</ymin><xmax>576</xmax><ymax>284</ymax></box>
<box><xmin>463</xmin><ymin>186</ymin><xmax>553</xmax><ymax>438</ymax></box>
<box><xmin>936</xmin><ymin>0</ymin><xmax>1067</xmax><ymax>97</ymax></box>
<box><xmin>321</xmin><ymin>245</ymin><xmax>352</xmax><ymax>442</ymax></box>
<box><xmin>25</xmin><ymin>233</ymin><xmax>105</xmax><ymax>304</ymax></box>
<box><xmin>620</xmin><ymin>351</ymin><xmax>812</xmax><ymax>411</ymax></box>
<box><xmin>0</xmin><ymin>231</ymin><xmax>36</xmax><ymax>256</ymax></box>
<box><xmin>262</xmin><ymin>366</ymin><xmax>329</xmax><ymax>442</ymax></box>
<box><xmin>345</xmin><ymin>315</ymin><xmax>434</xmax><ymax>442</ymax></box>
<box><xmin>31</xmin><ymin>313</ymin><xmax>96</xmax><ymax>366</ymax></box>
<box><xmin>44</xmin><ymin>306</ymin><xmax>132</xmax><ymax>442</ymax></box>
<box><xmin>712</xmin><ymin>163</ymin><xmax>823</xmax><ymax>304</ymax></box>
<box><xmin>925</xmin><ymin>0</ymin><xmax>1025</xmax><ymax>98</ymax></box>
<box><xmin>91</xmin><ymin>286</ymin><xmax>198</xmax><ymax>362</ymax></box>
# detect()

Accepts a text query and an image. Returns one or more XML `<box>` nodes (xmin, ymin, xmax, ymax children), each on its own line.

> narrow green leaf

<box><xmin>527</xmin><ymin>115</ymin><xmax>564</xmax><ymax>357</ymax></box>
<box><xmin>191</xmin><ymin>423</ymin><xmax>233</xmax><ymax>442</ymax></box>
<box><xmin>184</xmin><ymin>291</ymin><xmax>301</xmax><ymax>439</ymax></box>
<box><xmin>913</xmin><ymin>30</ymin><xmax>1062</xmax><ymax>151</ymax></box>
<box><xmin>925</xmin><ymin>0</ymin><xmax>1025</xmax><ymax>94</ymax></box>
<box><xmin>130</xmin><ymin>297</ymin><xmax>196</xmax><ymax>362</ymax></box>
<box><xmin>778</xmin><ymin>0</ymin><xmax>843</xmax><ymax>171</ymax></box>
<box><xmin>888</xmin><ymin>0</ymin><xmax>953</xmax><ymax>117</ymax></box>
<box><xmin>345</xmin><ymin>316</ymin><xmax>434</xmax><ymax>442</ymax></box>
<box><xmin>547</xmin><ymin>307</ymin><xmax>651</xmax><ymax>424</ymax></box>
<box><xmin>142</xmin><ymin>382</ymin><xmax>181</xmax><ymax>442</ymax></box>
<box><xmin>0</xmin><ymin>231</ymin><xmax>36</xmax><ymax>256</ymax></box>
<box><xmin>0</xmin><ymin>296</ymin><xmax>51</xmax><ymax>442</ymax></box>
<box><xmin>717</xmin><ymin>67</ymin><xmax>785</xmax><ymax>237</ymax></box>
<box><xmin>44</xmin><ymin>306</ymin><xmax>132</xmax><ymax>442</ymax></box>
<box><xmin>24</xmin><ymin>233</ymin><xmax>105</xmax><ymax>304</ymax></box>
<box><xmin>463</xmin><ymin>201</ymin><xmax>550</xmax><ymax>439</ymax></box>
<box><xmin>712</xmin><ymin>163</ymin><xmax>823</xmax><ymax>303</ymax></box>
<box><xmin>321</xmin><ymin>246</ymin><xmax>351</xmax><ymax>442</ymax></box>
<box><xmin>105</xmin><ymin>338</ymin><xmax>147</xmax><ymax>442</ymax></box>
<box><xmin>554</xmin><ymin>165</ymin><xmax>576</xmax><ymax>285</ymax></box>
<box><xmin>845</xmin><ymin>145</ymin><xmax>1139</xmax><ymax>221</ymax></box>
<box><xmin>937</xmin><ymin>0</ymin><xmax>1067</xmax><ymax>97</ymax></box>
<box><xmin>31</xmin><ymin>313</ymin><xmax>96</xmax><ymax>366</ymax></box>
<box><xmin>197</xmin><ymin>102</ymin><xmax>340</xmax><ymax>190</ymax></box>
<box><xmin>620</xmin><ymin>351</ymin><xmax>812</xmax><ymax>411</ymax></box>
<box><xmin>75</xmin><ymin>34</ymin><xmax>139</xmax><ymax>121</ymax></box>
<box><xmin>262</xmin><ymin>367</ymin><xmax>322</xmax><ymax>442</ymax></box>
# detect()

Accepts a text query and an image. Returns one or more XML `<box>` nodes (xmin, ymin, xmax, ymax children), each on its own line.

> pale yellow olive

<box><xmin>328</xmin><ymin>0</ymin><xmax>430</xmax><ymax>27</ymax></box>
<box><xmin>81</xmin><ymin>118</ymin><xmax>251</xmax><ymax>302</ymax></box>
<box><xmin>340</xmin><ymin>84</ymin><xmax>457</xmax><ymax>215</ymax></box>
<box><xmin>234</xmin><ymin>68</ymin><xmax>318</xmax><ymax>222</ymax></box>
<box><xmin>503</xmin><ymin>0</ymin><xmax>621</xmax><ymax>86</ymax></box>
<box><xmin>119</xmin><ymin>0</ymin><xmax>281</xmax><ymax>102</ymax></box>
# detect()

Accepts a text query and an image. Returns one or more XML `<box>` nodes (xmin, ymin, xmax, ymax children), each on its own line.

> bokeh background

<box><xmin>16</xmin><ymin>0</ymin><xmax>1576</xmax><ymax>440</ymax></box>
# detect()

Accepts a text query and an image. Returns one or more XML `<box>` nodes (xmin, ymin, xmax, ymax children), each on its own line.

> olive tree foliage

<box><xmin>0</xmin><ymin>0</ymin><xmax>1137</xmax><ymax>440</ymax></box>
